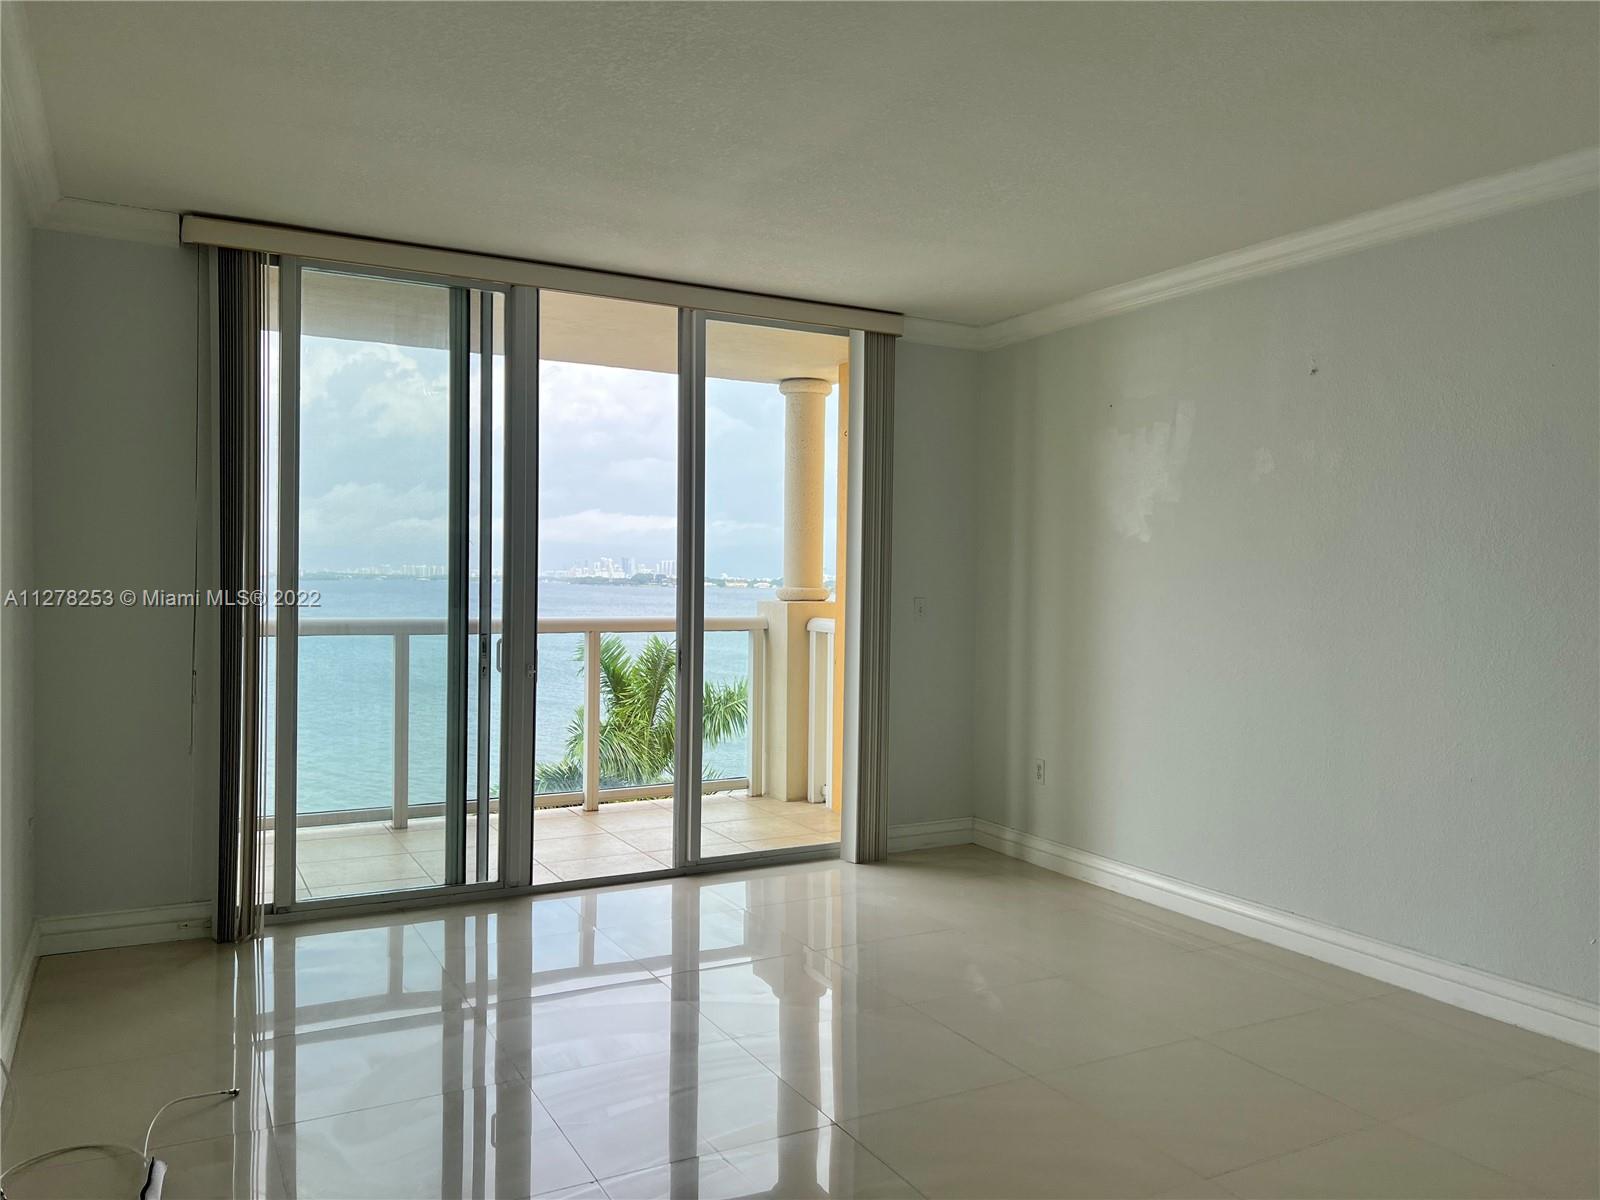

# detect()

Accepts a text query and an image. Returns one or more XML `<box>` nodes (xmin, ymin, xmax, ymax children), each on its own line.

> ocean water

<box><xmin>264</xmin><ymin>578</ymin><xmax>774</xmax><ymax>815</ymax></box>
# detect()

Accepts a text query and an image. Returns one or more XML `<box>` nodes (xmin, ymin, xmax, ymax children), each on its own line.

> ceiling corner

<box><xmin>2</xmin><ymin>2</ymin><xmax>62</xmax><ymax>224</ymax></box>
<box><xmin>900</xmin><ymin>317</ymin><xmax>992</xmax><ymax>352</ymax></box>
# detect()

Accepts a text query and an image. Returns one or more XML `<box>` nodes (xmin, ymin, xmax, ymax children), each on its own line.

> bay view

<box><xmin>265</xmin><ymin>576</ymin><xmax>773</xmax><ymax>815</ymax></box>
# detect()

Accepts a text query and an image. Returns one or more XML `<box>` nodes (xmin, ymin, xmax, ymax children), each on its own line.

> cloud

<box><xmin>710</xmin><ymin>518</ymin><xmax>780</xmax><ymax>537</ymax></box>
<box><xmin>540</xmin><ymin>361</ymin><xmax>675</xmax><ymax>435</ymax></box>
<box><xmin>289</xmin><ymin>341</ymin><xmax>812</xmax><ymax>574</ymax></box>
<box><xmin>539</xmin><ymin>509</ymin><xmax>677</xmax><ymax>544</ymax></box>
<box><xmin>303</xmin><ymin>338</ymin><xmax>448</xmax><ymax>439</ymax></box>
<box><xmin>607</xmin><ymin>456</ymin><xmax>676</xmax><ymax>485</ymax></box>
<box><xmin>707</xmin><ymin>400</ymin><xmax>758</xmax><ymax>439</ymax></box>
<box><xmin>300</xmin><ymin>481</ymin><xmax>450</xmax><ymax>566</ymax></box>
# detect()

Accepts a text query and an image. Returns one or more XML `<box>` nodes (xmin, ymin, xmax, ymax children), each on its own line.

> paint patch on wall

<box><xmin>1095</xmin><ymin>400</ymin><xmax>1195</xmax><ymax>542</ymax></box>
<box><xmin>1296</xmin><ymin>438</ymin><xmax>1343</xmax><ymax>476</ymax></box>
<box><xmin>1252</xmin><ymin>447</ymin><xmax>1276</xmax><ymax>482</ymax></box>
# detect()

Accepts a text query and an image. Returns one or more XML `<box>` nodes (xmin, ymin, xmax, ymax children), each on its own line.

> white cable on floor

<box><xmin>0</xmin><ymin>1088</ymin><xmax>240</xmax><ymax>1200</ymax></box>
<box><xmin>142</xmin><ymin>1090</ymin><xmax>241</xmax><ymax>1160</ymax></box>
<box><xmin>0</xmin><ymin>1142</ymin><xmax>143</xmax><ymax>1188</ymax></box>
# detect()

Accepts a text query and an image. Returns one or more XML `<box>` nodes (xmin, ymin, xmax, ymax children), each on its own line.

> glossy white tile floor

<box><xmin>3</xmin><ymin>846</ymin><xmax>1595</xmax><ymax>1199</ymax></box>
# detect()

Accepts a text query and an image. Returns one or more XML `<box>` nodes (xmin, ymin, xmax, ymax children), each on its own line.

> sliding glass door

<box><xmin>522</xmin><ymin>300</ymin><xmax>846</xmax><ymax>882</ymax></box>
<box><xmin>532</xmin><ymin>291</ymin><xmax>681</xmax><ymax>885</ymax></box>
<box><xmin>265</xmin><ymin>273</ymin><xmax>854</xmax><ymax>915</ymax></box>
<box><xmin>683</xmin><ymin>315</ymin><xmax>849</xmax><ymax>862</ymax></box>
<box><xmin>271</xmin><ymin>261</ymin><xmax>504</xmax><ymax>908</ymax></box>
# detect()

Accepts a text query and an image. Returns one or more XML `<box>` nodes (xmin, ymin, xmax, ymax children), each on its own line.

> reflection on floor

<box><xmin>5</xmin><ymin>846</ymin><xmax>1595</xmax><ymax>1199</ymax></box>
<box><xmin>282</xmin><ymin>794</ymin><xmax>842</xmax><ymax>901</ymax></box>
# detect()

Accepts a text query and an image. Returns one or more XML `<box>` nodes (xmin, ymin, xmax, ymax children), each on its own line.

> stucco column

<box><xmin>777</xmin><ymin>377</ymin><xmax>830</xmax><ymax>602</ymax></box>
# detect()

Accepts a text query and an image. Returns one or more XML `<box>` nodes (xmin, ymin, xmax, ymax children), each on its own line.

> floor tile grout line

<box><xmin>1020</xmin><ymin>1039</ymin><xmax>1379</xmax><ymax>1185</ymax></box>
<box><xmin>1186</xmin><ymin>1031</ymin><xmax>1382</xmax><ymax>1119</ymax></box>
<box><xmin>1188</xmin><ymin>941</ymin><xmax>1393</xmax><ymax>1001</ymax></box>
<box><xmin>1213</xmin><ymin>1121</ymin><xmax>1545</xmax><ymax>1195</ymax></box>
<box><xmin>522</xmin><ymin>1083</ymin><xmax>605</xmax><ymax>1196</ymax></box>
<box><xmin>1375</xmin><ymin>1077</ymin><xmax>1595</xmax><ymax>1195</ymax></box>
<box><xmin>1199</xmin><ymin>1121</ymin><xmax>1404</xmax><ymax>1185</ymax></box>
<box><xmin>1536</xmin><ymin>1063</ymin><xmax>1600</xmax><ymax>1100</ymax></box>
<box><xmin>828</xmin><ymin>1033</ymin><xmax>1366</xmax><ymax>1196</ymax></box>
<box><xmin>1210</xmin><ymin>987</ymin><xmax>1583</xmax><ymax>1078</ymax></box>
<box><xmin>535</xmin><ymin>1041</ymin><xmax>816</xmax><ymax>1187</ymax></box>
<box><xmin>1043</xmin><ymin>1032</ymin><xmax>1387</xmax><ymax>1175</ymax></box>
<box><xmin>1359</xmin><ymin>991</ymin><xmax>1593</xmax><ymax>1073</ymax></box>
<box><xmin>584</xmin><ymin>1123</ymin><xmax>893</xmax><ymax>1197</ymax></box>
<box><xmin>910</xmin><ymin>991</ymin><xmax>1198</xmax><ymax>1081</ymax></box>
<box><xmin>833</xmin><ymin>1073</ymin><xmax>1071</xmax><ymax>1134</ymax></box>
<box><xmin>813</xmin><ymin>921</ymin><xmax>1037</xmax><ymax>981</ymax></box>
<box><xmin>1195</xmin><ymin>1009</ymin><xmax>1569</xmax><ymax>1127</ymax></box>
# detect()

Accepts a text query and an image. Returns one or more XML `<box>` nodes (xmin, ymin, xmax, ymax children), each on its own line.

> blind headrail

<box><xmin>180</xmin><ymin>215</ymin><xmax>904</xmax><ymax>336</ymax></box>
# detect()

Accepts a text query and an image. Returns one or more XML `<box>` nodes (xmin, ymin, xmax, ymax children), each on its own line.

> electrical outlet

<box><xmin>913</xmin><ymin>596</ymin><xmax>928</xmax><ymax>619</ymax></box>
<box><xmin>1033</xmin><ymin>758</ymin><xmax>1046</xmax><ymax>785</ymax></box>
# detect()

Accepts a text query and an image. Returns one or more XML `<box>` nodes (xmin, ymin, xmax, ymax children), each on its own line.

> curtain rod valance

<box><xmin>180</xmin><ymin>215</ymin><xmax>904</xmax><ymax>336</ymax></box>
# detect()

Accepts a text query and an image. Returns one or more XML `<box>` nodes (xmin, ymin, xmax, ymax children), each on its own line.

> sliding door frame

<box><xmin>262</xmin><ymin>277</ymin><xmax>875</xmax><ymax>924</ymax></box>
<box><xmin>269</xmin><ymin>258</ymin><xmax>520</xmax><ymax>915</ymax></box>
<box><xmin>499</xmin><ymin>285</ymin><xmax>539</xmax><ymax>890</ymax></box>
<box><xmin>672</xmin><ymin>311</ymin><xmax>707</xmax><ymax>868</ymax></box>
<box><xmin>272</xmin><ymin>258</ymin><xmax>302</xmax><ymax>912</ymax></box>
<box><xmin>474</xmin><ymin>293</ymin><xmax>497</xmax><ymax>884</ymax></box>
<box><xmin>674</xmin><ymin>309</ymin><xmax>856</xmax><ymax>872</ymax></box>
<box><xmin>444</xmin><ymin>286</ymin><xmax>471</xmax><ymax>886</ymax></box>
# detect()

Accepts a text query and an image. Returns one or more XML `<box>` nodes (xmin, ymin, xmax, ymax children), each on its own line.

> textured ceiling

<box><xmin>21</xmin><ymin>1</ymin><xmax>1600</xmax><ymax>325</ymax></box>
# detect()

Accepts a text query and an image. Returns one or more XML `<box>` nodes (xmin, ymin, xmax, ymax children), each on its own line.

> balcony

<box><xmin>263</xmin><ymin>612</ymin><xmax>842</xmax><ymax>901</ymax></box>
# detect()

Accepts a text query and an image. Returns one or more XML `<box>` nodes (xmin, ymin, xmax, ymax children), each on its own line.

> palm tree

<box><xmin>534</xmin><ymin>634</ymin><xmax>748</xmax><ymax>794</ymax></box>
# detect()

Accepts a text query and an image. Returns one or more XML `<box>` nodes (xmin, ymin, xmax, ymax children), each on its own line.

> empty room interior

<box><xmin>0</xmin><ymin>3</ymin><xmax>1597</xmax><ymax>1198</ymax></box>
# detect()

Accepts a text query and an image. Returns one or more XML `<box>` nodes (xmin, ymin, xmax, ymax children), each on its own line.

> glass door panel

<box><xmin>277</xmin><ymin>264</ymin><xmax>503</xmax><ymax>906</ymax></box>
<box><xmin>694</xmin><ymin>317</ymin><xmax>848</xmax><ymax>860</ymax></box>
<box><xmin>534</xmin><ymin>291</ymin><xmax>680</xmax><ymax>885</ymax></box>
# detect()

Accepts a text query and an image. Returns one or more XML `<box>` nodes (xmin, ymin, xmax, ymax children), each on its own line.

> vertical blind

<box><xmin>847</xmin><ymin>330</ymin><xmax>896</xmax><ymax>863</ymax></box>
<box><xmin>214</xmin><ymin>248</ymin><xmax>268</xmax><ymax>943</ymax></box>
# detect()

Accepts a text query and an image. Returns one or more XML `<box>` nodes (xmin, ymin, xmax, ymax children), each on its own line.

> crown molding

<box><xmin>902</xmin><ymin>148</ymin><xmax>1600</xmax><ymax>352</ymax></box>
<box><xmin>1</xmin><ymin>2</ymin><xmax>61</xmax><ymax>224</ymax></box>
<box><xmin>41</xmin><ymin>196</ymin><xmax>179</xmax><ymax>245</ymax></box>
<box><xmin>2</xmin><ymin>9</ymin><xmax>178</xmax><ymax>245</ymax></box>
<box><xmin>900</xmin><ymin>317</ymin><xmax>987</xmax><ymax>350</ymax></box>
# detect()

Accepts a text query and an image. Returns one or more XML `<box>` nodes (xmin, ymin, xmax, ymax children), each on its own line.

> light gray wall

<box><xmin>975</xmin><ymin>192</ymin><xmax>1600</xmax><ymax>1002</ymax></box>
<box><xmin>889</xmin><ymin>342</ymin><xmax>981</xmax><ymax>827</ymax></box>
<box><xmin>31</xmin><ymin>229</ymin><xmax>214</xmax><ymax>918</ymax></box>
<box><xmin>1</xmin><ymin>140</ymin><xmax>37</xmax><ymax>1010</ymax></box>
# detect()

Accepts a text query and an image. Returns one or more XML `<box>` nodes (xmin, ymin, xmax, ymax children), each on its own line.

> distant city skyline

<box><xmin>298</xmin><ymin>556</ymin><xmax>820</xmax><ymax>586</ymax></box>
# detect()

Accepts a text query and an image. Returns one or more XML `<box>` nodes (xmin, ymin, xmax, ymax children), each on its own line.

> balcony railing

<box><xmin>806</xmin><ymin>617</ymin><xmax>835</xmax><ymax>806</ymax></box>
<box><xmin>264</xmin><ymin>614</ymin><xmax>768</xmax><ymax>828</ymax></box>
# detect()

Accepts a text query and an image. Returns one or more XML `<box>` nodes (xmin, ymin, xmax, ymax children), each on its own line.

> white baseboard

<box><xmin>1</xmin><ymin>920</ymin><xmax>41</xmax><ymax>1078</ymax></box>
<box><xmin>889</xmin><ymin>817</ymin><xmax>977</xmax><ymax>852</ymax></box>
<box><xmin>972</xmin><ymin>819</ymin><xmax>1599</xmax><ymax>1052</ymax></box>
<box><xmin>36</xmin><ymin>902</ymin><xmax>212</xmax><ymax>957</ymax></box>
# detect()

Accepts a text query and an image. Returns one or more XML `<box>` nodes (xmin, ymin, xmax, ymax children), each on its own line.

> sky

<box><xmin>295</xmin><ymin>334</ymin><xmax>839</xmax><ymax>579</ymax></box>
